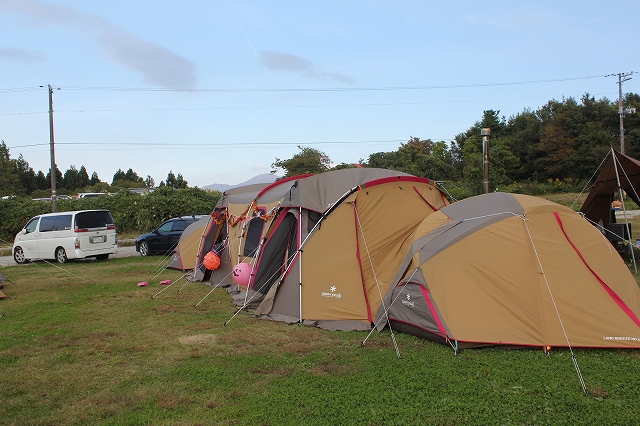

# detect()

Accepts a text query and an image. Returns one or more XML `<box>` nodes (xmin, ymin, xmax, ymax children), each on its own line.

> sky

<box><xmin>0</xmin><ymin>0</ymin><xmax>638</xmax><ymax>188</ymax></box>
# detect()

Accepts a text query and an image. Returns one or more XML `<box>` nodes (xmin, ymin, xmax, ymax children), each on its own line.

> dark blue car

<box><xmin>135</xmin><ymin>215</ymin><xmax>203</xmax><ymax>256</ymax></box>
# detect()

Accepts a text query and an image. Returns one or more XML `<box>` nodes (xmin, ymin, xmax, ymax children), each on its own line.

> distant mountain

<box><xmin>201</xmin><ymin>173</ymin><xmax>280</xmax><ymax>192</ymax></box>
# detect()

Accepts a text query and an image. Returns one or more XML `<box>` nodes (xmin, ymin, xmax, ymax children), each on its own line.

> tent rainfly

<box><xmin>168</xmin><ymin>177</ymin><xmax>312</xmax><ymax>283</ymax></box>
<box><xmin>167</xmin><ymin>183</ymin><xmax>272</xmax><ymax>279</ymax></box>
<box><xmin>232</xmin><ymin>168</ymin><xmax>451</xmax><ymax>331</ymax></box>
<box><xmin>376</xmin><ymin>192</ymin><xmax>640</xmax><ymax>350</ymax></box>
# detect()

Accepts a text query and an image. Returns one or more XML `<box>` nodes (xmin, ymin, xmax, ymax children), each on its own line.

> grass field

<box><xmin>2</xmin><ymin>254</ymin><xmax>640</xmax><ymax>425</ymax></box>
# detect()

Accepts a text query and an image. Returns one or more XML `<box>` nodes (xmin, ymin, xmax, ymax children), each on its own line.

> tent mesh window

<box><xmin>243</xmin><ymin>208</ymin><xmax>266</xmax><ymax>257</ymax></box>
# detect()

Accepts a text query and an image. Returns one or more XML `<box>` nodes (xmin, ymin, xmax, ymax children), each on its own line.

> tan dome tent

<box><xmin>376</xmin><ymin>192</ymin><xmax>640</xmax><ymax>350</ymax></box>
<box><xmin>216</xmin><ymin>175</ymin><xmax>313</xmax><ymax>292</ymax></box>
<box><xmin>167</xmin><ymin>183</ymin><xmax>271</xmax><ymax>279</ymax></box>
<box><xmin>238</xmin><ymin>168</ymin><xmax>450</xmax><ymax>331</ymax></box>
<box><xmin>169</xmin><ymin>177</ymin><xmax>313</xmax><ymax>283</ymax></box>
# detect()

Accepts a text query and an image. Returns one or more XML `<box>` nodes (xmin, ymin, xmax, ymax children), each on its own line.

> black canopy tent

<box><xmin>580</xmin><ymin>149</ymin><xmax>640</xmax><ymax>272</ymax></box>
<box><xmin>580</xmin><ymin>149</ymin><xmax>640</xmax><ymax>228</ymax></box>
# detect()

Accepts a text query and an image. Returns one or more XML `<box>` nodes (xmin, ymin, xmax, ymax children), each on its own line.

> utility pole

<box><xmin>481</xmin><ymin>128</ymin><xmax>490</xmax><ymax>193</ymax></box>
<box><xmin>616</xmin><ymin>72</ymin><xmax>634</xmax><ymax>155</ymax></box>
<box><xmin>47</xmin><ymin>84</ymin><xmax>58</xmax><ymax>212</ymax></box>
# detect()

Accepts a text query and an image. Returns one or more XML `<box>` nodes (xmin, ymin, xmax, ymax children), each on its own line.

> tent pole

<box><xmin>612</xmin><ymin>149</ymin><xmax>638</xmax><ymax>274</ymax></box>
<box><xmin>298</xmin><ymin>207</ymin><xmax>303</xmax><ymax>325</ymax></box>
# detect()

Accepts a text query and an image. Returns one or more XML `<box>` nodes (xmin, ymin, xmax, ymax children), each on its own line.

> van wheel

<box><xmin>139</xmin><ymin>241</ymin><xmax>150</xmax><ymax>256</ymax></box>
<box><xmin>95</xmin><ymin>254</ymin><xmax>109</xmax><ymax>261</ymax></box>
<box><xmin>56</xmin><ymin>247</ymin><xmax>68</xmax><ymax>264</ymax></box>
<box><xmin>14</xmin><ymin>246</ymin><xmax>27</xmax><ymax>264</ymax></box>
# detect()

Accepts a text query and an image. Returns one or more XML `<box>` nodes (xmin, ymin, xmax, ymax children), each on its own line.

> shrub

<box><xmin>0</xmin><ymin>188</ymin><xmax>221</xmax><ymax>243</ymax></box>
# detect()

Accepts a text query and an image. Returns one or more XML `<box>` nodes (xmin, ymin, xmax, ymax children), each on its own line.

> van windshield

<box><xmin>75</xmin><ymin>211</ymin><xmax>115</xmax><ymax>230</ymax></box>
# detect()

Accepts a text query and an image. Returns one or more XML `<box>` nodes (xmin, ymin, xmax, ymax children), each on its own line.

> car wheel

<box><xmin>56</xmin><ymin>247</ymin><xmax>68</xmax><ymax>264</ymax></box>
<box><xmin>139</xmin><ymin>241</ymin><xmax>150</xmax><ymax>256</ymax></box>
<box><xmin>95</xmin><ymin>254</ymin><xmax>109</xmax><ymax>261</ymax></box>
<box><xmin>14</xmin><ymin>246</ymin><xmax>27</xmax><ymax>264</ymax></box>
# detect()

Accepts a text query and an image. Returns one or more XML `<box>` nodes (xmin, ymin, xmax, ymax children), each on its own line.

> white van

<box><xmin>13</xmin><ymin>210</ymin><xmax>118</xmax><ymax>264</ymax></box>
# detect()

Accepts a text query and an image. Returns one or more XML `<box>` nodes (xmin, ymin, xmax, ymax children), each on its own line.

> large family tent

<box><xmin>169</xmin><ymin>177</ymin><xmax>313</xmax><ymax>283</ymax></box>
<box><xmin>241</xmin><ymin>168</ymin><xmax>450</xmax><ymax>331</ymax></box>
<box><xmin>214</xmin><ymin>175</ymin><xmax>313</xmax><ymax>290</ymax></box>
<box><xmin>376</xmin><ymin>192</ymin><xmax>640</xmax><ymax>350</ymax></box>
<box><xmin>166</xmin><ymin>183</ymin><xmax>271</xmax><ymax>279</ymax></box>
<box><xmin>580</xmin><ymin>148</ymin><xmax>640</xmax><ymax>228</ymax></box>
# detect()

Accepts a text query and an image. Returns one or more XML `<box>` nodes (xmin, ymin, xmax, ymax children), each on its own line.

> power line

<box><xmin>0</xmin><ymin>74</ymin><xmax>617</xmax><ymax>95</ymax></box>
<box><xmin>0</xmin><ymin>92</ymin><xmax>618</xmax><ymax>117</ymax></box>
<box><xmin>8</xmin><ymin>139</ymin><xmax>436</xmax><ymax>151</ymax></box>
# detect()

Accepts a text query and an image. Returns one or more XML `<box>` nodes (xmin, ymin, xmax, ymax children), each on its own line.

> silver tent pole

<box><xmin>298</xmin><ymin>207</ymin><xmax>303</xmax><ymax>324</ymax></box>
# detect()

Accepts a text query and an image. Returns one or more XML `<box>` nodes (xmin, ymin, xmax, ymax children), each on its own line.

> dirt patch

<box><xmin>178</xmin><ymin>334</ymin><xmax>217</xmax><ymax>345</ymax></box>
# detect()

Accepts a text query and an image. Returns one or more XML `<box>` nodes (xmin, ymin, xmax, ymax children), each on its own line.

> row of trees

<box><xmin>272</xmin><ymin>93</ymin><xmax>639</xmax><ymax>195</ymax></box>
<box><xmin>0</xmin><ymin>141</ymin><xmax>188</xmax><ymax>197</ymax></box>
<box><xmin>3</xmin><ymin>92</ymin><xmax>639</xmax><ymax>198</ymax></box>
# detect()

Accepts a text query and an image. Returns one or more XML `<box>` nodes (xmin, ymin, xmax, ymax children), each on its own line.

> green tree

<box><xmin>112</xmin><ymin>168</ymin><xmax>144</xmax><ymax>188</ymax></box>
<box><xmin>90</xmin><ymin>171</ymin><xmax>101</xmax><ymax>186</ymax></box>
<box><xmin>165</xmin><ymin>172</ymin><xmax>187</xmax><ymax>189</ymax></box>
<box><xmin>455</xmin><ymin>110</ymin><xmax>517</xmax><ymax>192</ymax></box>
<box><xmin>112</xmin><ymin>169</ymin><xmax>126</xmax><ymax>185</ymax></box>
<box><xmin>365</xmin><ymin>137</ymin><xmax>455</xmax><ymax>180</ymax></box>
<box><xmin>165</xmin><ymin>171</ymin><xmax>176</xmax><ymax>188</ymax></box>
<box><xmin>124</xmin><ymin>168</ymin><xmax>143</xmax><ymax>183</ymax></box>
<box><xmin>14</xmin><ymin>154</ymin><xmax>38</xmax><ymax>195</ymax></box>
<box><xmin>35</xmin><ymin>171</ymin><xmax>48</xmax><ymax>190</ymax></box>
<box><xmin>45</xmin><ymin>166</ymin><xmax>63</xmax><ymax>192</ymax></box>
<box><xmin>63</xmin><ymin>166</ymin><xmax>82</xmax><ymax>191</ymax></box>
<box><xmin>78</xmin><ymin>166</ymin><xmax>91</xmax><ymax>188</ymax></box>
<box><xmin>504</xmin><ymin>109</ymin><xmax>542</xmax><ymax>181</ymax></box>
<box><xmin>0</xmin><ymin>141</ymin><xmax>21</xmax><ymax>196</ymax></box>
<box><xmin>623</xmin><ymin>93</ymin><xmax>640</xmax><ymax>158</ymax></box>
<box><xmin>271</xmin><ymin>146</ymin><xmax>331</xmax><ymax>177</ymax></box>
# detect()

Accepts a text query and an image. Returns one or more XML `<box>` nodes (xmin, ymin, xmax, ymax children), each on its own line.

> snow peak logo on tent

<box><xmin>401</xmin><ymin>294</ymin><xmax>414</xmax><ymax>308</ymax></box>
<box><xmin>603</xmin><ymin>336</ymin><xmax>640</xmax><ymax>341</ymax></box>
<box><xmin>321</xmin><ymin>286</ymin><xmax>342</xmax><ymax>299</ymax></box>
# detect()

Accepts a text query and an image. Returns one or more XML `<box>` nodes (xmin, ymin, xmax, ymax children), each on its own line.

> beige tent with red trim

<box><xmin>376</xmin><ymin>192</ymin><xmax>640</xmax><ymax>350</ymax></box>
<box><xmin>169</xmin><ymin>177</ymin><xmax>314</xmax><ymax>282</ymax></box>
<box><xmin>167</xmin><ymin>183</ymin><xmax>270</xmax><ymax>278</ymax></box>
<box><xmin>244</xmin><ymin>168</ymin><xmax>450</xmax><ymax>331</ymax></box>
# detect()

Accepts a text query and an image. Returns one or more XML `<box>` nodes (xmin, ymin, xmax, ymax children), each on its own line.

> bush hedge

<box><xmin>0</xmin><ymin>187</ymin><xmax>221</xmax><ymax>244</ymax></box>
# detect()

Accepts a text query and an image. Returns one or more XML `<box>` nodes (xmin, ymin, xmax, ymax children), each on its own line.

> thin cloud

<box><xmin>0</xmin><ymin>0</ymin><xmax>196</xmax><ymax>88</ymax></box>
<box><xmin>259</xmin><ymin>50</ymin><xmax>353</xmax><ymax>85</ymax></box>
<box><xmin>0</xmin><ymin>47</ymin><xmax>44</xmax><ymax>63</ymax></box>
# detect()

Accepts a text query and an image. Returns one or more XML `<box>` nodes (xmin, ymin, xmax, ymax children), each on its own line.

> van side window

<box><xmin>55</xmin><ymin>215</ymin><xmax>72</xmax><ymax>230</ymax></box>
<box><xmin>25</xmin><ymin>217</ymin><xmax>39</xmax><ymax>233</ymax></box>
<box><xmin>40</xmin><ymin>215</ymin><xmax>72</xmax><ymax>232</ymax></box>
